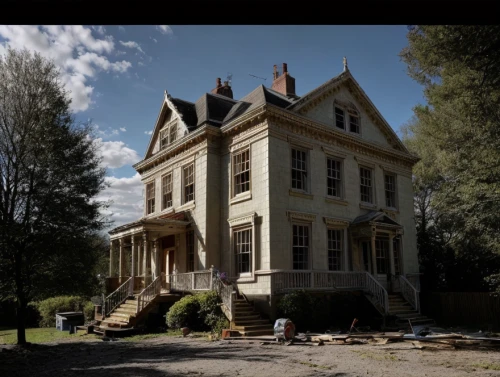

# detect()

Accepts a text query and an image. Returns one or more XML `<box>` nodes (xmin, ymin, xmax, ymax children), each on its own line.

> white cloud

<box><xmin>156</xmin><ymin>25</ymin><xmax>173</xmax><ymax>36</ymax></box>
<box><xmin>95</xmin><ymin>138</ymin><xmax>141</xmax><ymax>169</ymax></box>
<box><xmin>0</xmin><ymin>25</ymin><xmax>132</xmax><ymax>112</ymax></box>
<box><xmin>150</xmin><ymin>36</ymin><xmax>158</xmax><ymax>43</ymax></box>
<box><xmin>91</xmin><ymin>25</ymin><xmax>106</xmax><ymax>35</ymax></box>
<box><xmin>144</xmin><ymin>130</ymin><xmax>153</xmax><ymax>135</ymax></box>
<box><xmin>118</xmin><ymin>26</ymin><xmax>126</xmax><ymax>33</ymax></box>
<box><xmin>96</xmin><ymin>173</ymin><xmax>144</xmax><ymax>228</ymax></box>
<box><xmin>119</xmin><ymin>127</ymin><xmax>126</xmax><ymax>132</ymax></box>
<box><xmin>138</xmin><ymin>61</ymin><xmax>145</xmax><ymax>66</ymax></box>
<box><xmin>119</xmin><ymin>40</ymin><xmax>144</xmax><ymax>54</ymax></box>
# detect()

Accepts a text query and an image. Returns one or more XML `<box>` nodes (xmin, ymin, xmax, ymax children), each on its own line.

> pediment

<box><xmin>144</xmin><ymin>92</ymin><xmax>192</xmax><ymax>159</ymax></box>
<box><xmin>287</xmin><ymin>71</ymin><xmax>409</xmax><ymax>153</ymax></box>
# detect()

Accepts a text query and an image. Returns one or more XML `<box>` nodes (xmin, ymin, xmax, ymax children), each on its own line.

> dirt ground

<box><xmin>1</xmin><ymin>335</ymin><xmax>499</xmax><ymax>377</ymax></box>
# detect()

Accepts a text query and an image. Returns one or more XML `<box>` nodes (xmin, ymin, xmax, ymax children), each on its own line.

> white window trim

<box><xmin>347</xmin><ymin>111</ymin><xmax>361</xmax><ymax>136</ymax></box>
<box><xmin>159</xmin><ymin>119</ymin><xmax>179</xmax><ymax>150</ymax></box>
<box><xmin>325</xmin><ymin>155</ymin><xmax>345</xmax><ymax>200</ymax></box>
<box><xmin>230</xmin><ymin>146</ymin><xmax>252</xmax><ymax>204</ymax></box>
<box><xmin>333</xmin><ymin>101</ymin><xmax>362</xmax><ymax>136</ymax></box>
<box><xmin>359</xmin><ymin>165</ymin><xmax>376</xmax><ymax>207</ymax></box>
<box><xmin>181</xmin><ymin>162</ymin><xmax>195</xmax><ymax>205</ymax></box>
<box><xmin>382</xmin><ymin>170</ymin><xmax>398</xmax><ymax>211</ymax></box>
<box><xmin>228</xmin><ymin>212</ymin><xmax>257</xmax><ymax>280</ymax></box>
<box><xmin>324</xmin><ymin>217</ymin><xmax>350</xmax><ymax>272</ymax></box>
<box><xmin>161</xmin><ymin>172</ymin><xmax>174</xmax><ymax>211</ymax></box>
<box><xmin>145</xmin><ymin>179</ymin><xmax>156</xmax><ymax>216</ymax></box>
<box><xmin>290</xmin><ymin>145</ymin><xmax>311</xmax><ymax>194</ymax></box>
<box><xmin>291</xmin><ymin>221</ymin><xmax>312</xmax><ymax>271</ymax></box>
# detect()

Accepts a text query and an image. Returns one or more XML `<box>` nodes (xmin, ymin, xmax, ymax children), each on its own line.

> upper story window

<box><xmin>327</xmin><ymin>229</ymin><xmax>343</xmax><ymax>271</ymax></box>
<box><xmin>183</xmin><ymin>163</ymin><xmax>195</xmax><ymax>203</ymax></box>
<box><xmin>359</xmin><ymin>167</ymin><xmax>373</xmax><ymax>204</ymax></box>
<box><xmin>349</xmin><ymin>113</ymin><xmax>360</xmax><ymax>134</ymax></box>
<box><xmin>292</xmin><ymin>223</ymin><xmax>310</xmax><ymax>270</ymax></box>
<box><xmin>233</xmin><ymin>148</ymin><xmax>250</xmax><ymax>196</ymax></box>
<box><xmin>146</xmin><ymin>181</ymin><xmax>155</xmax><ymax>214</ymax></box>
<box><xmin>291</xmin><ymin>148</ymin><xmax>308</xmax><ymax>192</ymax></box>
<box><xmin>161</xmin><ymin>173</ymin><xmax>173</xmax><ymax>210</ymax></box>
<box><xmin>160</xmin><ymin>120</ymin><xmax>178</xmax><ymax>150</ymax></box>
<box><xmin>384</xmin><ymin>173</ymin><xmax>397</xmax><ymax>209</ymax></box>
<box><xmin>327</xmin><ymin>157</ymin><xmax>342</xmax><ymax>198</ymax></box>
<box><xmin>335</xmin><ymin>107</ymin><xmax>345</xmax><ymax>130</ymax></box>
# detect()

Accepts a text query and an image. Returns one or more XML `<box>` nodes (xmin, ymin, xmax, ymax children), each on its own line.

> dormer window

<box><xmin>334</xmin><ymin>100</ymin><xmax>361</xmax><ymax>135</ymax></box>
<box><xmin>160</xmin><ymin>120</ymin><xmax>178</xmax><ymax>150</ymax></box>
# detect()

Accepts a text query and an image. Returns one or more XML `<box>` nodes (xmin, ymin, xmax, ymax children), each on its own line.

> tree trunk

<box><xmin>16</xmin><ymin>299</ymin><xmax>27</xmax><ymax>345</ymax></box>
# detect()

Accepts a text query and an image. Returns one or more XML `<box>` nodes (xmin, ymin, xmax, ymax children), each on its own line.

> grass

<box><xmin>472</xmin><ymin>363</ymin><xmax>500</xmax><ymax>371</ymax></box>
<box><xmin>0</xmin><ymin>327</ymin><xmax>99</xmax><ymax>345</ymax></box>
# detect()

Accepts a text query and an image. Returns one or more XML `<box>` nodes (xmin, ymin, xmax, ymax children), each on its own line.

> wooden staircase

<box><xmin>388</xmin><ymin>293</ymin><xmax>435</xmax><ymax>327</ymax></box>
<box><xmin>100</xmin><ymin>296</ymin><xmax>138</xmax><ymax>329</ymax></box>
<box><xmin>231</xmin><ymin>298</ymin><xmax>274</xmax><ymax>336</ymax></box>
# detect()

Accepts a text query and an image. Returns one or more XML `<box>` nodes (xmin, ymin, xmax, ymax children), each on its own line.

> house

<box><xmin>103</xmin><ymin>59</ymin><xmax>424</xmax><ymax>332</ymax></box>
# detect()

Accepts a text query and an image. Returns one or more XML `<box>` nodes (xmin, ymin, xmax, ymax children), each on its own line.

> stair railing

<box><xmin>399</xmin><ymin>275</ymin><xmax>420</xmax><ymax>313</ymax></box>
<box><xmin>212</xmin><ymin>274</ymin><xmax>235</xmax><ymax>322</ymax></box>
<box><xmin>136</xmin><ymin>275</ymin><xmax>162</xmax><ymax>314</ymax></box>
<box><xmin>103</xmin><ymin>277</ymin><xmax>133</xmax><ymax>317</ymax></box>
<box><xmin>364</xmin><ymin>272</ymin><xmax>389</xmax><ymax>315</ymax></box>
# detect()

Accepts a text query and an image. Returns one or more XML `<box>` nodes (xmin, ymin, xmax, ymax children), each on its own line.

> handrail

<box><xmin>166</xmin><ymin>270</ymin><xmax>212</xmax><ymax>292</ymax></box>
<box><xmin>103</xmin><ymin>277</ymin><xmax>132</xmax><ymax>317</ymax></box>
<box><xmin>213</xmin><ymin>276</ymin><xmax>235</xmax><ymax>322</ymax></box>
<box><xmin>136</xmin><ymin>275</ymin><xmax>162</xmax><ymax>314</ymax></box>
<box><xmin>364</xmin><ymin>272</ymin><xmax>389</xmax><ymax>315</ymax></box>
<box><xmin>399</xmin><ymin>275</ymin><xmax>420</xmax><ymax>313</ymax></box>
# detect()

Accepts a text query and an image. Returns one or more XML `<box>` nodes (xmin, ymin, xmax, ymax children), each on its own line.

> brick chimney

<box><xmin>271</xmin><ymin>63</ymin><xmax>296</xmax><ymax>98</ymax></box>
<box><xmin>211</xmin><ymin>77</ymin><xmax>233</xmax><ymax>99</ymax></box>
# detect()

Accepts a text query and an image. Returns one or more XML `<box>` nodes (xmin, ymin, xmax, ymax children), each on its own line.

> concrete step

<box><xmin>125</xmin><ymin>299</ymin><xmax>138</xmax><ymax>305</ymax></box>
<box><xmin>234</xmin><ymin>319</ymin><xmax>271</xmax><ymax>326</ymax></box>
<box><xmin>109</xmin><ymin>312</ymin><xmax>132</xmax><ymax>320</ymax></box>
<box><xmin>232</xmin><ymin>324</ymin><xmax>273</xmax><ymax>331</ymax></box>
<box><xmin>120</xmin><ymin>303</ymin><xmax>137</xmax><ymax>310</ymax></box>
<box><xmin>114</xmin><ymin>308</ymin><xmax>137</xmax><ymax>315</ymax></box>
<box><xmin>233</xmin><ymin>314</ymin><xmax>260</xmax><ymax>321</ymax></box>
<box><xmin>239</xmin><ymin>329</ymin><xmax>275</xmax><ymax>336</ymax></box>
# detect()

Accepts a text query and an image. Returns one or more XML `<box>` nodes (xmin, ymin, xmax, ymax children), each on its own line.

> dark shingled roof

<box><xmin>352</xmin><ymin>211</ymin><xmax>401</xmax><ymax>226</ymax></box>
<box><xmin>193</xmin><ymin>93</ymin><xmax>238</xmax><ymax>127</ymax></box>
<box><xmin>170</xmin><ymin>98</ymin><xmax>198</xmax><ymax>130</ymax></box>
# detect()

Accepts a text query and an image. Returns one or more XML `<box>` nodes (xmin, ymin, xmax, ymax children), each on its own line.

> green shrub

<box><xmin>166</xmin><ymin>291</ymin><xmax>229</xmax><ymax>336</ymax></box>
<box><xmin>36</xmin><ymin>296</ymin><xmax>89</xmax><ymax>327</ymax></box>
<box><xmin>83</xmin><ymin>301</ymin><xmax>95</xmax><ymax>322</ymax></box>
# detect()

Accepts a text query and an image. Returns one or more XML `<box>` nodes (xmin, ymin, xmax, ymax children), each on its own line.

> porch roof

<box><xmin>108</xmin><ymin>212</ymin><xmax>191</xmax><ymax>238</ymax></box>
<box><xmin>351</xmin><ymin>211</ymin><xmax>402</xmax><ymax>228</ymax></box>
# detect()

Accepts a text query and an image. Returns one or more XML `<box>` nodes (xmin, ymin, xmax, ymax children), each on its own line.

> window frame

<box><xmin>182</xmin><ymin>163</ymin><xmax>195</xmax><ymax>204</ymax></box>
<box><xmin>161</xmin><ymin>172</ymin><xmax>173</xmax><ymax>210</ymax></box>
<box><xmin>231</xmin><ymin>147</ymin><xmax>251</xmax><ymax>198</ymax></box>
<box><xmin>145</xmin><ymin>180</ymin><xmax>155</xmax><ymax>215</ymax></box>
<box><xmin>384</xmin><ymin>172</ymin><xmax>397</xmax><ymax>210</ymax></box>
<box><xmin>233</xmin><ymin>226</ymin><xmax>253</xmax><ymax>276</ymax></box>
<box><xmin>359</xmin><ymin>166</ymin><xmax>374</xmax><ymax>205</ymax></box>
<box><xmin>291</xmin><ymin>147</ymin><xmax>309</xmax><ymax>193</ymax></box>
<box><xmin>327</xmin><ymin>228</ymin><xmax>343</xmax><ymax>271</ymax></box>
<box><xmin>159</xmin><ymin>119</ymin><xmax>179</xmax><ymax>150</ymax></box>
<box><xmin>334</xmin><ymin>106</ymin><xmax>346</xmax><ymax>130</ymax></box>
<box><xmin>348</xmin><ymin>112</ymin><xmax>360</xmax><ymax>134</ymax></box>
<box><xmin>292</xmin><ymin>222</ymin><xmax>311</xmax><ymax>270</ymax></box>
<box><xmin>326</xmin><ymin>156</ymin><xmax>343</xmax><ymax>199</ymax></box>
<box><xmin>375</xmin><ymin>238</ymin><xmax>390</xmax><ymax>275</ymax></box>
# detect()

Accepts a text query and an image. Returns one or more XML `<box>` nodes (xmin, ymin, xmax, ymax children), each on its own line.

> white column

<box><xmin>153</xmin><ymin>239</ymin><xmax>159</xmax><ymax>279</ymax></box>
<box><xmin>119</xmin><ymin>238</ymin><xmax>125</xmax><ymax>283</ymax></box>
<box><xmin>389</xmin><ymin>235</ymin><xmax>396</xmax><ymax>276</ymax></box>
<box><xmin>131</xmin><ymin>237</ymin><xmax>136</xmax><ymax>277</ymax></box>
<box><xmin>109</xmin><ymin>240</ymin><xmax>115</xmax><ymax>277</ymax></box>
<box><xmin>143</xmin><ymin>232</ymin><xmax>149</xmax><ymax>285</ymax></box>
<box><xmin>371</xmin><ymin>234</ymin><xmax>377</xmax><ymax>276</ymax></box>
<box><xmin>137</xmin><ymin>240</ymin><xmax>142</xmax><ymax>276</ymax></box>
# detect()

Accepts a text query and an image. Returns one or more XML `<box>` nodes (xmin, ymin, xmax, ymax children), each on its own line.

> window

<box><xmin>335</xmin><ymin>107</ymin><xmax>345</xmax><ymax>130</ymax></box>
<box><xmin>327</xmin><ymin>158</ymin><xmax>342</xmax><ymax>198</ymax></box>
<box><xmin>359</xmin><ymin>167</ymin><xmax>373</xmax><ymax>204</ymax></box>
<box><xmin>186</xmin><ymin>230</ymin><xmax>195</xmax><ymax>272</ymax></box>
<box><xmin>161</xmin><ymin>173</ymin><xmax>173</xmax><ymax>210</ymax></box>
<box><xmin>234</xmin><ymin>228</ymin><xmax>252</xmax><ymax>274</ymax></box>
<box><xmin>183</xmin><ymin>164</ymin><xmax>195</xmax><ymax>203</ymax></box>
<box><xmin>393</xmin><ymin>237</ymin><xmax>401</xmax><ymax>275</ymax></box>
<box><xmin>327</xmin><ymin>229</ymin><xmax>342</xmax><ymax>271</ymax></box>
<box><xmin>292</xmin><ymin>224</ymin><xmax>309</xmax><ymax>270</ymax></box>
<box><xmin>233</xmin><ymin>149</ymin><xmax>250</xmax><ymax>196</ymax></box>
<box><xmin>169</xmin><ymin>122</ymin><xmax>177</xmax><ymax>144</ymax></box>
<box><xmin>291</xmin><ymin>148</ymin><xmax>307</xmax><ymax>191</ymax></box>
<box><xmin>160</xmin><ymin>129</ymin><xmax>169</xmax><ymax>149</ymax></box>
<box><xmin>375</xmin><ymin>239</ymin><xmax>389</xmax><ymax>274</ymax></box>
<box><xmin>349</xmin><ymin>113</ymin><xmax>360</xmax><ymax>134</ymax></box>
<box><xmin>385</xmin><ymin>174</ymin><xmax>396</xmax><ymax>208</ymax></box>
<box><xmin>146</xmin><ymin>181</ymin><xmax>155</xmax><ymax>214</ymax></box>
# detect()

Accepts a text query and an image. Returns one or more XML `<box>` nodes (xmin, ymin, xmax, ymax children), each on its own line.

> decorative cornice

<box><xmin>286</xmin><ymin>210</ymin><xmax>316</xmax><ymax>222</ymax></box>
<box><xmin>227</xmin><ymin>212</ymin><xmax>257</xmax><ymax>227</ymax></box>
<box><xmin>323</xmin><ymin>216</ymin><xmax>350</xmax><ymax>228</ymax></box>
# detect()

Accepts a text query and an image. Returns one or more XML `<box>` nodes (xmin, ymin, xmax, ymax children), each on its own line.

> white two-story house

<box><xmin>105</xmin><ymin>59</ymin><xmax>420</xmax><ymax>326</ymax></box>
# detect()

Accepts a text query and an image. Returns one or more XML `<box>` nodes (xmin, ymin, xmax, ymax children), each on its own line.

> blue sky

<box><xmin>0</xmin><ymin>25</ymin><xmax>425</xmax><ymax>229</ymax></box>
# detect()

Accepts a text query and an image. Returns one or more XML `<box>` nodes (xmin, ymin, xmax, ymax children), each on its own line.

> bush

<box><xmin>36</xmin><ymin>296</ymin><xmax>90</xmax><ymax>327</ymax></box>
<box><xmin>166</xmin><ymin>291</ymin><xmax>229</xmax><ymax>336</ymax></box>
<box><xmin>83</xmin><ymin>301</ymin><xmax>95</xmax><ymax>322</ymax></box>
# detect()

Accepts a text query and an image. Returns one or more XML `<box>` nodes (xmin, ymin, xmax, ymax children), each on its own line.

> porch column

<box><xmin>137</xmin><ymin>240</ymin><xmax>142</xmax><ymax>276</ymax></box>
<box><xmin>371</xmin><ymin>235</ymin><xmax>378</xmax><ymax>275</ymax></box>
<box><xmin>343</xmin><ymin>228</ymin><xmax>349</xmax><ymax>272</ymax></box>
<box><xmin>109</xmin><ymin>240</ymin><xmax>115</xmax><ymax>277</ymax></box>
<box><xmin>131</xmin><ymin>236</ymin><xmax>136</xmax><ymax>278</ymax></box>
<box><xmin>119</xmin><ymin>238</ymin><xmax>125</xmax><ymax>283</ymax></box>
<box><xmin>153</xmin><ymin>239</ymin><xmax>160</xmax><ymax>279</ymax></box>
<box><xmin>143</xmin><ymin>232</ymin><xmax>149</xmax><ymax>285</ymax></box>
<box><xmin>389</xmin><ymin>235</ymin><xmax>396</xmax><ymax>276</ymax></box>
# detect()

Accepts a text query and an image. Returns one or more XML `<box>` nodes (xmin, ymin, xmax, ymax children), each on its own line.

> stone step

<box><xmin>234</xmin><ymin>319</ymin><xmax>271</xmax><ymax>326</ymax></box>
<box><xmin>114</xmin><ymin>308</ymin><xmax>137</xmax><ymax>315</ymax></box>
<box><xmin>233</xmin><ymin>314</ymin><xmax>260</xmax><ymax>321</ymax></box>
<box><xmin>232</xmin><ymin>324</ymin><xmax>273</xmax><ymax>331</ymax></box>
<box><xmin>120</xmin><ymin>303</ymin><xmax>138</xmax><ymax>310</ymax></box>
<box><xmin>101</xmin><ymin>319</ymin><xmax>129</xmax><ymax>328</ymax></box>
<box><xmin>125</xmin><ymin>299</ymin><xmax>138</xmax><ymax>305</ymax></box>
<box><xmin>109</xmin><ymin>312</ymin><xmax>132</xmax><ymax>319</ymax></box>
<box><xmin>239</xmin><ymin>329</ymin><xmax>275</xmax><ymax>337</ymax></box>
<box><xmin>234</xmin><ymin>306</ymin><xmax>254</xmax><ymax>312</ymax></box>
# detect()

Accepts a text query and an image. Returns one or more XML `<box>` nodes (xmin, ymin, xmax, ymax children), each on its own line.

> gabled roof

<box><xmin>352</xmin><ymin>211</ymin><xmax>402</xmax><ymax>227</ymax></box>
<box><xmin>170</xmin><ymin>98</ymin><xmax>198</xmax><ymax>130</ymax></box>
<box><xmin>193</xmin><ymin>92</ymin><xmax>238</xmax><ymax>127</ymax></box>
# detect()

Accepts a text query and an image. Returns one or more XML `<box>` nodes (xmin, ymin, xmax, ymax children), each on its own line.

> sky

<box><xmin>0</xmin><ymin>25</ymin><xmax>426</xmax><ymax>231</ymax></box>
